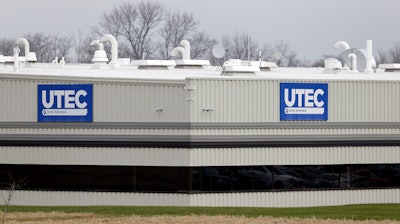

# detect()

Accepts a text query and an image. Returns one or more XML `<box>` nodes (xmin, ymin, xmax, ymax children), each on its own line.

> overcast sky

<box><xmin>1</xmin><ymin>0</ymin><xmax>399</xmax><ymax>60</ymax></box>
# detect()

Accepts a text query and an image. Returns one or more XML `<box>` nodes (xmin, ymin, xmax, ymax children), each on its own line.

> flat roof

<box><xmin>1</xmin><ymin>63</ymin><xmax>400</xmax><ymax>83</ymax></box>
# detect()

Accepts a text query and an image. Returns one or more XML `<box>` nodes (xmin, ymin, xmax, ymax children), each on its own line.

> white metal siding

<box><xmin>1</xmin><ymin>146</ymin><xmax>399</xmax><ymax>166</ymax></box>
<box><xmin>330</xmin><ymin>81</ymin><xmax>400</xmax><ymax>122</ymax></box>
<box><xmin>189</xmin><ymin>127</ymin><xmax>400</xmax><ymax>136</ymax></box>
<box><xmin>3</xmin><ymin>76</ymin><xmax>400</xmax><ymax>123</ymax></box>
<box><xmin>189</xmin><ymin>78</ymin><xmax>400</xmax><ymax>123</ymax></box>
<box><xmin>189</xmin><ymin>189</ymin><xmax>400</xmax><ymax>207</ymax></box>
<box><xmin>188</xmin><ymin>146</ymin><xmax>400</xmax><ymax>166</ymax></box>
<box><xmin>0</xmin><ymin>78</ymin><xmax>188</xmax><ymax>122</ymax></box>
<box><xmin>94</xmin><ymin>83</ymin><xmax>188</xmax><ymax>122</ymax></box>
<box><xmin>3</xmin><ymin>190</ymin><xmax>189</xmax><ymax>206</ymax></box>
<box><xmin>190</xmin><ymin>79</ymin><xmax>279</xmax><ymax>122</ymax></box>
<box><xmin>4</xmin><ymin>189</ymin><xmax>399</xmax><ymax>207</ymax></box>
<box><xmin>2</xmin><ymin>127</ymin><xmax>400</xmax><ymax>136</ymax></box>
<box><xmin>0</xmin><ymin>79</ymin><xmax>37</xmax><ymax>121</ymax></box>
<box><xmin>0</xmin><ymin>147</ymin><xmax>191</xmax><ymax>166</ymax></box>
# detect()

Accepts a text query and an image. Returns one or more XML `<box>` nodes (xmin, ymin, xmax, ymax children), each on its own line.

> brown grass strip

<box><xmin>4</xmin><ymin>212</ymin><xmax>400</xmax><ymax>224</ymax></box>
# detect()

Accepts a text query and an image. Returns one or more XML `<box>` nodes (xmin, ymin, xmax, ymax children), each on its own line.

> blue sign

<box><xmin>38</xmin><ymin>84</ymin><xmax>93</xmax><ymax>122</ymax></box>
<box><xmin>280</xmin><ymin>83</ymin><xmax>328</xmax><ymax>121</ymax></box>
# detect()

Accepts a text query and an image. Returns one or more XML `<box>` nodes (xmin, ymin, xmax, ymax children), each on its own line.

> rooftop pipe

<box><xmin>100</xmin><ymin>34</ymin><xmax>119</xmax><ymax>68</ymax></box>
<box><xmin>171</xmin><ymin>40</ymin><xmax>191</xmax><ymax>60</ymax></box>
<box><xmin>365</xmin><ymin>40</ymin><xmax>373</xmax><ymax>73</ymax></box>
<box><xmin>15</xmin><ymin>37</ymin><xmax>37</xmax><ymax>62</ymax></box>
<box><xmin>334</xmin><ymin>41</ymin><xmax>350</xmax><ymax>50</ymax></box>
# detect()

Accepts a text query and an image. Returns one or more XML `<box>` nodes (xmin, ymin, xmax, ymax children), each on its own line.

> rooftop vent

<box><xmin>131</xmin><ymin>60</ymin><xmax>176</xmax><ymax>70</ymax></box>
<box><xmin>171</xmin><ymin>40</ymin><xmax>210</xmax><ymax>69</ymax></box>
<box><xmin>222</xmin><ymin>59</ymin><xmax>260</xmax><ymax>75</ymax></box>
<box><xmin>323</xmin><ymin>58</ymin><xmax>342</xmax><ymax>73</ymax></box>
<box><xmin>378</xmin><ymin>64</ymin><xmax>400</xmax><ymax>72</ymax></box>
<box><xmin>336</xmin><ymin>40</ymin><xmax>376</xmax><ymax>73</ymax></box>
<box><xmin>90</xmin><ymin>40</ymin><xmax>108</xmax><ymax>69</ymax></box>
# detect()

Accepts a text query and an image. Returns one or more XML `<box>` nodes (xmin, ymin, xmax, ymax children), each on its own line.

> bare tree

<box><xmin>1</xmin><ymin>173</ymin><xmax>27</xmax><ymax>224</ymax></box>
<box><xmin>95</xmin><ymin>7</ymin><xmax>123</xmax><ymax>40</ymax></box>
<box><xmin>286</xmin><ymin>52</ymin><xmax>301</xmax><ymax>67</ymax></box>
<box><xmin>374</xmin><ymin>42</ymin><xmax>400</xmax><ymax>65</ymax></box>
<box><xmin>24</xmin><ymin>32</ymin><xmax>53</xmax><ymax>62</ymax></box>
<box><xmin>94</xmin><ymin>1</ymin><xmax>164</xmax><ymax>59</ymax></box>
<box><xmin>273</xmin><ymin>40</ymin><xmax>292</xmax><ymax>66</ymax></box>
<box><xmin>72</xmin><ymin>30</ymin><xmax>87</xmax><ymax>63</ymax></box>
<box><xmin>222</xmin><ymin>32</ymin><xmax>259</xmax><ymax>60</ymax></box>
<box><xmin>388</xmin><ymin>43</ymin><xmax>400</xmax><ymax>63</ymax></box>
<box><xmin>188</xmin><ymin>31</ymin><xmax>217</xmax><ymax>59</ymax></box>
<box><xmin>0</xmin><ymin>38</ymin><xmax>15</xmax><ymax>56</ymax></box>
<box><xmin>376</xmin><ymin>49</ymin><xmax>389</xmax><ymax>65</ymax></box>
<box><xmin>159</xmin><ymin>10</ymin><xmax>197</xmax><ymax>59</ymax></box>
<box><xmin>73</xmin><ymin>31</ymin><xmax>100</xmax><ymax>63</ymax></box>
<box><xmin>24</xmin><ymin>33</ymin><xmax>73</xmax><ymax>63</ymax></box>
<box><xmin>260</xmin><ymin>43</ymin><xmax>275</xmax><ymax>61</ymax></box>
<box><xmin>50</xmin><ymin>34</ymin><xmax>73</xmax><ymax>61</ymax></box>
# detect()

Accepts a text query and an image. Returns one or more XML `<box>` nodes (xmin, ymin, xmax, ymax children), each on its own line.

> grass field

<box><xmin>4</xmin><ymin>204</ymin><xmax>400</xmax><ymax>221</ymax></box>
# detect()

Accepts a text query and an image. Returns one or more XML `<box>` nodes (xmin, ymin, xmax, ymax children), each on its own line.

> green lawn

<box><xmin>3</xmin><ymin>204</ymin><xmax>400</xmax><ymax>221</ymax></box>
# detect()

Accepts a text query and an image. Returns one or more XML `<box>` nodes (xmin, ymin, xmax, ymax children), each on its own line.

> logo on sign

<box><xmin>280</xmin><ymin>83</ymin><xmax>328</xmax><ymax>120</ymax></box>
<box><xmin>38</xmin><ymin>84</ymin><xmax>93</xmax><ymax>122</ymax></box>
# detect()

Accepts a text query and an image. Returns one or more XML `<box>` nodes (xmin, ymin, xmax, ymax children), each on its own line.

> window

<box><xmin>0</xmin><ymin>164</ymin><xmax>399</xmax><ymax>193</ymax></box>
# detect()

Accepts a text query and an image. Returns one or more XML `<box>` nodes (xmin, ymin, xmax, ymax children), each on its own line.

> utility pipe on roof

<box><xmin>180</xmin><ymin>40</ymin><xmax>190</xmax><ymax>59</ymax></box>
<box><xmin>334</xmin><ymin>41</ymin><xmax>350</xmax><ymax>50</ymax></box>
<box><xmin>16</xmin><ymin>37</ymin><xmax>37</xmax><ymax>62</ymax></box>
<box><xmin>15</xmin><ymin>38</ymin><xmax>30</xmax><ymax>57</ymax></box>
<box><xmin>100</xmin><ymin>34</ymin><xmax>119</xmax><ymax>67</ymax></box>
<box><xmin>13</xmin><ymin>46</ymin><xmax>20</xmax><ymax>72</ymax></box>
<box><xmin>171</xmin><ymin>47</ymin><xmax>186</xmax><ymax>59</ymax></box>
<box><xmin>348</xmin><ymin>53</ymin><xmax>358</xmax><ymax>72</ymax></box>
<box><xmin>171</xmin><ymin>40</ymin><xmax>190</xmax><ymax>60</ymax></box>
<box><xmin>90</xmin><ymin>40</ymin><xmax>104</xmax><ymax>51</ymax></box>
<box><xmin>365</xmin><ymin>40</ymin><xmax>373</xmax><ymax>73</ymax></box>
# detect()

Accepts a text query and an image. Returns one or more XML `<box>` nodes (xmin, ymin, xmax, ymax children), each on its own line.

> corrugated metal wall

<box><xmin>0</xmin><ymin>79</ymin><xmax>37</xmax><ymax>121</ymax></box>
<box><xmin>0</xmin><ymin>127</ymin><xmax>189</xmax><ymax>136</ymax></box>
<box><xmin>3</xmin><ymin>125</ymin><xmax>400</xmax><ymax>136</ymax></box>
<box><xmin>0</xmin><ymin>78</ymin><xmax>188</xmax><ymax>122</ymax></box>
<box><xmin>188</xmin><ymin>78</ymin><xmax>400</xmax><ymax>122</ymax></box>
<box><xmin>189</xmin><ymin>189</ymin><xmax>400</xmax><ymax>207</ymax></box>
<box><xmin>2</xmin><ymin>146</ymin><xmax>399</xmax><ymax>166</ymax></box>
<box><xmin>2</xmin><ymin>190</ymin><xmax>189</xmax><ymax>206</ymax></box>
<box><xmin>2</xmin><ymin>75</ymin><xmax>400</xmax><ymax>208</ymax></box>
<box><xmin>3</xmin><ymin>76</ymin><xmax>400</xmax><ymax>123</ymax></box>
<box><xmin>4</xmin><ymin>189</ymin><xmax>399</xmax><ymax>207</ymax></box>
<box><xmin>94</xmin><ymin>82</ymin><xmax>188</xmax><ymax>122</ymax></box>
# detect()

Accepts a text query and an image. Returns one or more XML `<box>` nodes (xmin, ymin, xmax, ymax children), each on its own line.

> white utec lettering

<box><xmin>41</xmin><ymin>90</ymin><xmax>87</xmax><ymax>109</ymax></box>
<box><xmin>284</xmin><ymin>88</ymin><xmax>324</xmax><ymax>107</ymax></box>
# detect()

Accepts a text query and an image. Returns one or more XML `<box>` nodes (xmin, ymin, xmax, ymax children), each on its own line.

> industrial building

<box><xmin>0</xmin><ymin>37</ymin><xmax>399</xmax><ymax>207</ymax></box>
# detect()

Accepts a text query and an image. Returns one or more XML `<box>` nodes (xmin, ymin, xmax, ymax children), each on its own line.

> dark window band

<box><xmin>1</xmin><ymin>164</ymin><xmax>399</xmax><ymax>193</ymax></box>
